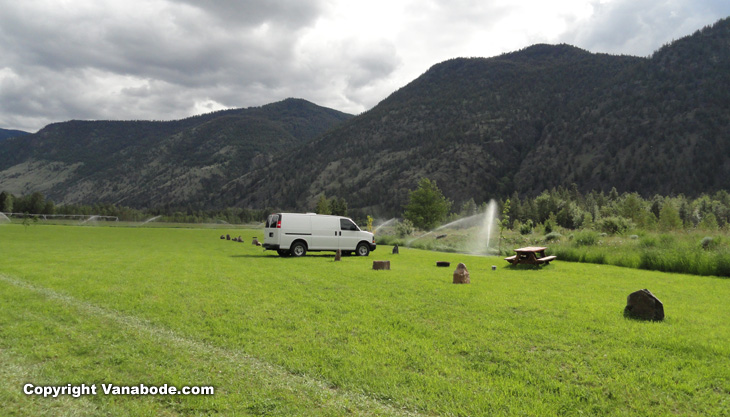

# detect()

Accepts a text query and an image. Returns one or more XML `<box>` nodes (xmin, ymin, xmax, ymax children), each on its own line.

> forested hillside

<box><xmin>0</xmin><ymin>128</ymin><xmax>30</xmax><ymax>141</ymax></box>
<box><xmin>228</xmin><ymin>18</ymin><xmax>730</xmax><ymax>216</ymax></box>
<box><xmin>1</xmin><ymin>18</ymin><xmax>729</xmax><ymax>215</ymax></box>
<box><xmin>0</xmin><ymin>99</ymin><xmax>352</xmax><ymax>207</ymax></box>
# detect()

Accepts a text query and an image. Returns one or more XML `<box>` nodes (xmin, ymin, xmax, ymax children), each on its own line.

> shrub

<box><xmin>375</xmin><ymin>235</ymin><xmax>403</xmax><ymax>246</ymax></box>
<box><xmin>639</xmin><ymin>236</ymin><xmax>658</xmax><ymax>248</ymax></box>
<box><xmin>584</xmin><ymin>251</ymin><xmax>606</xmax><ymax>264</ymax></box>
<box><xmin>520</xmin><ymin>220</ymin><xmax>533</xmax><ymax>235</ymax></box>
<box><xmin>552</xmin><ymin>247</ymin><xmax>581</xmax><ymax>262</ymax></box>
<box><xmin>395</xmin><ymin>219</ymin><xmax>414</xmax><ymax>237</ymax></box>
<box><xmin>638</xmin><ymin>250</ymin><xmax>662</xmax><ymax>271</ymax></box>
<box><xmin>544</xmin><ymin>219</ymin><xmax>553</xmax><ymax>234</ymax></box>
<box><xmin>659</xmin><ymin>234</ymin><xmax>675</xmax><ymax>246</ymax></box>
<box><xmin>715</xmin><ymin>251</ymin><xmax>730</xmax><ymax>277</ymax></box>
<box><xmin>574</xmin><ymin>230</ymin><xmax>598</xmax><ymax>247</ymax></box>
<box><xmin>544</xmin><ymin>232</ymin><xmax>563</xmax><ymax>242</ymax></box>
<box><xmin>596</xmin><ymin>216</ymin><xmax>633</xmax><ymax>235</ymax></box>
<box><xmin>700</xmin><ymin>236</ymin><xmax>718</xmax><ymax>250</ymax></box>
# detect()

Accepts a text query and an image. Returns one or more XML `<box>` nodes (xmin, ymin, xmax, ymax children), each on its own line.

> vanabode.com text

<box><xmin>24</xmin><ymin>383</ymin><xmax>214</xmax><ymax>397</ymax></box>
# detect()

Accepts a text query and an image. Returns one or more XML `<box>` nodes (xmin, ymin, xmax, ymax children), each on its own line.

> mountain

<box><xmin>1</xmin><ymin>18</ymin><xmax>729</xmax><ymax>215</ymax></box>
<box><xmin>226</xmin><ymin>18</ymin><xmax>730</xmax><ymax>216</ymax></box>
<box><xmin>0</xmin><ymin>98</ymin><xmax>353</xmax><ymax>206</ymax></box>
<box><xmin>0</xmin><ymin>128</ymin><xmax>30</xmax><ymax>141</ymax></box>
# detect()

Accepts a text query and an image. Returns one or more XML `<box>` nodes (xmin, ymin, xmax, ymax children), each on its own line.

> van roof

<box><xmin>278</xmin><ymin>213</ymin><xmax>345</xmax><ymax>218</ymax></box>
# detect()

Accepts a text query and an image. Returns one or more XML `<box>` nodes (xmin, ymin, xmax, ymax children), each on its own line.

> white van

<box><xmin>263</xmin><ymin>213</ymin><xmax>376</xmax><ymax>257</ymax></box>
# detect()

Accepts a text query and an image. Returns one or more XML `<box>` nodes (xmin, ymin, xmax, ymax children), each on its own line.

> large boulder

<box><xmin>624</xmin><ymin>289</ymin><xmax>664</xmax><ymax>321</ymax></box>
<box><xmin>453</xmin><ymin>263</ymin><xmax>470</xmax><ymax>284</ymax></box>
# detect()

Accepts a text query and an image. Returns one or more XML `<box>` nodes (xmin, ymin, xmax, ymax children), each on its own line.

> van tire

<box><xmin>277</xmin><ymin>249</ymin><xmax>291</xmax><ymax>257</ymax></box>
<box><xmin>290</xmin><ymin>241</ymin><xmax>307</xmax><ymax>257</ymax></box>
<box><xmin>356</xmin><ymin>242</ymin><xmax>370</xmax><ymax>257</ymax></box>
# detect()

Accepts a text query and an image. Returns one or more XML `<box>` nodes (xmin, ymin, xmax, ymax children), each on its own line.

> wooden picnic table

<box><xmin>504</xmin><ymin>246</ymin><xmax>557</xmax><ymax>266</ymax></box>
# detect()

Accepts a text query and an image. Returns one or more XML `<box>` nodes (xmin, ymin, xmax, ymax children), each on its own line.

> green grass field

<box><xmin>1</xmin><ymin>224</ymin><xmax>729</xmax><ymax>416</ymax></box>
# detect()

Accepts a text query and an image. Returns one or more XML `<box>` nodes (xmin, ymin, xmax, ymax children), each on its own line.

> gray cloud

<box><xmin>0</xmin><ymin>0</ymin><xmax>728</xmax><ymax>132</ymax></box>
<box><xmin>0</xmin><ymin>0</ymin><xmax>327</xmax><ymax>130</ymax></box>
<box><xmin>170</xmin><ymin>0</ymin><xmax>326</xmax><ymax>28</ymax></box>
<box><xmin>561</xmin><ymin>0</ymin><xmax>730</xmax><ymax>56</ymax></box>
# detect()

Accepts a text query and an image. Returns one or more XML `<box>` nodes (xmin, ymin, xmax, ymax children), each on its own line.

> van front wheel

<box><xmin>356</xmin><ymin>242</ymin><xmax>370</xmax><ymax>257</ymax></box>
<box><xmin>290</xmin><ymin>241</ymin><xmax>307</xmax><ymax>257</ymax></box>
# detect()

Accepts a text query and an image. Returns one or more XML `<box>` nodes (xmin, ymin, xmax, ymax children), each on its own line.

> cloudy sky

<box><xmin>1</xmin><ymin>0</ymin><xmax>729</xmax><ymax>132</ymax></box>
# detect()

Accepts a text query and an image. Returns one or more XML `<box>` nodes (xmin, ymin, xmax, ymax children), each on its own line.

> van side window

<box><xmin>340</xmin><ymin>219</ymin><xmax>359</xmax><ymax>231</ymax></box>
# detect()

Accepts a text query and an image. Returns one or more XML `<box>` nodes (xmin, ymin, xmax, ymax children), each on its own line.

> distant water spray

<box><xmin>404</xmin><ymin>200</ymin><xmax>499</xmax><ymax>253</ymax></box>
<box><xmin>374</xmin><ymin>218</ymin><xmax>397</xmax><ymax>234</ymax></box>
<box><xmin>470</xmin><ymin>199</ymin><xmax>499</xmax><ymax>254</ymax></box>
<box><xmin>79</xmin><ymin>215</ymin><xmax>99</xmax><ymax>225</ymax></box>
<box><xmin>0</xmin><ymin>212</ymin><xmax>10</xmax><ymax>224</ymax></box>
<box><xmin>435</xmin><ymin>213</ymin><xmax>483</xmax><ymax>231</ymax></box>
<box><xmin>406</xmin><ymin>230</ymin><xmax>435</xmax><ymax>246</ymax></box>
<box><xmin>406</xmin><ymin>213</ymin><xmax>481</xmax><ymax>246</ymax></box>
<box><xmin>140</xmin><ymin>215</ymin><xmax>162</xmax><ymax>225</ymax></box>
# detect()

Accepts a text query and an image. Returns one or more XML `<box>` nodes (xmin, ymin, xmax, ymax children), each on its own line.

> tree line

<box><xmin>0</xmin><ymin>191</ymin><xmax>270</xmax><ymax>224</ymax></box>
<box><xmin>400</xmin><ymin>180</ymin><xmax>730</xmax><ymax>233</ymax></box>
<box><xmin>4</xmin><ymin>184</ymin><xmax>730</xmax><ymax>232</ymax></box>
<box><xmin>474</xmin><ymin>185</ymin><xmax>730</xmax><ymax>233</ymax></box>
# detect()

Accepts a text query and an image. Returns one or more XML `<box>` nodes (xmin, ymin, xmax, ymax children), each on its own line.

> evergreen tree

<box><xmin>0</xmin><ymin>191</ymin><xmax>13</xmax><ymax>212</ymax></box>
<box><xmin>330</xmin><ymin>197</ymin><xmax>348</xmax><ymax>216</ymax></box>
<box><xmin>678</xmin><ymin>199</ymin><xmax>692</xmax><ymax>227</ymax></box>
<box><xmin>460</xmin><ymin>198</ymin><xmax>477</xmax><ymax>216</ymax></box>
<box><xmin>26</xmin><ymin>192</ymin><xmax>45</xmax><ymax>214</ymax></box>
<box><xmin>316</xmin><ymin>194</ymin><xmax>331</xmax><ymax>215</ymax></box>
<box><xmin>499</xmin><ymin>199</ymin><xmax>510</xmax><ymax>252</ymax></box>
<box><xmin>608</xmin><ymin>187</ymin><xmax>619</xmax><ymax>202</ymax></box>
<box><xmin>650</xmin><ymin>196</ymin><xmax>662</xmax><ymax>219</ymax></box>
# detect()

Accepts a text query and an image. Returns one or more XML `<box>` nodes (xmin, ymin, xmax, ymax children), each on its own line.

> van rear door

<box><xmin>263</xmin><ymin>213</ymin><xmax>281</xmax><ymax>249</ymax></box>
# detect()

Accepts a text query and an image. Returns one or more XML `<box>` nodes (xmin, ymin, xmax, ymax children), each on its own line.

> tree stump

<box><xmin>453</xmin><ymin>263</ymin><xmax>470</xmax><ymax>284</ymax></box>
<box><xmin>436</xmin><ymin>261</ymin><xmax>451</xmax><ymax>267</ymax></box>
<box><xmin>226</xmin><ymin>234</ymin><xmax>230</xmax><ymax>240</ymax></box>
<box><xmin>392</xmin><ymin>244</ymin><xmax>399</xmax><ymax>254</ymax></box>
<box><xmin>335</xmin><ymin>250</ymin><xmax>342</xmax><ymax>261</ymax></box>
<box><xmin>624</xmin><ymin>289</ymin><xmax>664</xmax><ymax>321</ymax></box>
<box><xmin>373</xmin><ymin>260</ymin><xmax>390</xmax><ymax>270</ymax></box>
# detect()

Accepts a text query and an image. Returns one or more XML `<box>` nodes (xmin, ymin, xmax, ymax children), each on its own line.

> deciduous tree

<box><xmin>404</xmin><ymin>178</ymin><xmax>452</xmax><ymax>230</ymax></box>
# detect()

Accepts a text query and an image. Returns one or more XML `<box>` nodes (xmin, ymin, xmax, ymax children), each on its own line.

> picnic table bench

<box><xmin>505</xmin><ymin>246</ymin><xmax>557</xmax><ymax>266</ymax></box>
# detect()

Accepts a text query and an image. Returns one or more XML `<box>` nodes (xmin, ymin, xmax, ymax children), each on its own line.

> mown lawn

<box><xmin>1</xmin><ymin>224</ymin><xmax>729</xmax><ymax>416</ymax></box>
